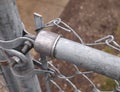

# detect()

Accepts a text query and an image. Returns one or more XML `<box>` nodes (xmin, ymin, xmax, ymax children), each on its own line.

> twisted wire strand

<box><xmin>45</xmin><ymin>18</ymin><xmax>84</xmax><ymax>44</ymax></box>
<box><xmin>50</xmin><ymin>80</ymin><xmax>64</xmax><ymax>92</ymax></box>
<box><xmin>73</xmin><ymin>65</ymin><xmax>102</xmax><ymax>92</ymax></box>
<box><xmin>48</xmin><ymin>62</ymin><xmax>80</xmax><ymax>92</ymax></box>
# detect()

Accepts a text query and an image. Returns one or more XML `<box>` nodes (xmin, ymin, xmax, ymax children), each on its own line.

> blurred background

<box><xmin>17</xmin><ymin>0</ymin><xmax>69</xmax><ymax>34</ymax></box>
<box><xmin>1</xmin><ymin>0</ymin><xmax>120</xmax><ymax>92</ymax></box>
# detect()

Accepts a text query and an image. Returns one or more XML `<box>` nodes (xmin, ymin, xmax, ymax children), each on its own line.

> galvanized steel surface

<box><xmin>0</xmin><ymin>0</ymin><xmax>23</xmax><ymax>92</ymax></box>
<box><xmin>55</xmin><ymin>38</ymin><xmax>120</xmax><ymax>80</ymax></box>
<box><xmin>33</xmin><ymin>30</ymin><xmax>120</xmax><ymax>80</ymax></box>
<box><xmin>34</xmin><ymin>30</ymin><xmax>61</xmax><ymax>57</ymax></box>
<box><xmin>0</xmin><ymin>0</ymin><xmax>42</xmax><ymax>92</ymax></box>
<box><xmin>0</xmin><ymin>0</ymin><xmax>120</xmax><ymax>91</ymax></box>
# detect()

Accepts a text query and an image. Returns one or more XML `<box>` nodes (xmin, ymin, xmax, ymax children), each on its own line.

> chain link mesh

<box><xmin>40</xmin><ymin>18</ymin><xmax>120</xmax><ymax>92</ymax></box>
<box><xmin>0</xmin><ymin>18</ymin><xmax>120</xmax><ymax>92</ymax></box>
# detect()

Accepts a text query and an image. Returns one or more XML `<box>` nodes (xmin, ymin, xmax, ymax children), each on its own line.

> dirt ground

<box><xmin>17</xmin><ymin>0</ymin><xmax>69</xmax><ymax>33</ymax></box>
<box><xmin>52</xmin><ymin>0</ymin><xmax>120</xmax><ymax>91</ymax></box>
<box><xmin>51</xmin><ymin>0</ymin><xmax>120</xmax><ymax>91</ymax></box>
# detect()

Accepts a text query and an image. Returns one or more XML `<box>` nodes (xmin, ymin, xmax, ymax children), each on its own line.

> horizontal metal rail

<box><xmin>35</xmin><ymin>30</ymin><xmax>120</xmax><ymax>81</ymax></box>
<box><xmin>55</xmin><ymin>38</ymin><xmax>120</xmax><ymax>80</ymax></box>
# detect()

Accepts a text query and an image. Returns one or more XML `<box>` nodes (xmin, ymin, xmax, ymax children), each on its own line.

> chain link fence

<box><xmin>36</xmin><ymin>17</ymin><xmax>120</xmax><ymax>92</ymax></box>
<box><xmin>0</xmin><ymin>15</ymin><xmax>120</xmax><ymax>92</ymax></box>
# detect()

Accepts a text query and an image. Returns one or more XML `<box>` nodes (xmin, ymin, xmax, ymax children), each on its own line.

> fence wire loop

<box><xmin>45</xmin><ymin>18</ymin><xmax>84</xmax><ymax>44</ymax></box>
<box><xmin>95</xmin><ymin>35</ymin><xmax>114</xmax><ymax>43</ymax></box>
<box><xmin>45</xmin><ymin>18</ymin><xmax>61</xmax><ymax>27</ymax></box>
<box><xmin>86</xmin><ymin>35</ymin><xmax>120</xmax><ymax>52</ymax></box>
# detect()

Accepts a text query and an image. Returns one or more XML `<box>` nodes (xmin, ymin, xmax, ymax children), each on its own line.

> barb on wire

<box><xmin>45</xmin><ymin>18</ymin><xmax>84</xmax><ymax>44</ymax></box>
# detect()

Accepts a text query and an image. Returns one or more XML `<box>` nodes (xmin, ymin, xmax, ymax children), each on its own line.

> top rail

<box><xmin>0</xmin><ymin>0</ymin><xmax>42</xmax><ymax>92</ymax></box>
<box><xmin>34</xmin><ymin>30</ymin><xmax>120</xmax><ymax>81</ymax></box>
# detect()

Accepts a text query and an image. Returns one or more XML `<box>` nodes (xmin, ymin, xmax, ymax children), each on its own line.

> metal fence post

<box><xmin>0</xmin><ymin>0</ymin><xmax>22</xmax><ymax>91</ymax></box>
<box><xmin>0</xmin><ymin>0</ymin><xmax>41</xmax><ymax>92</ymax></box>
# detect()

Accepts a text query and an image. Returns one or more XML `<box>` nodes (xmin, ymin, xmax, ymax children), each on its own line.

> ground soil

<box><xmin>17</xmin><ymin>0</ymin><xmax>69</xmax><ymax>34</ymax></box>
<box><xmin>51</xmin><ymin>0</ymin><xmax>120</xmax><ymax>91</ymax></box>
<box><xmin>54</xmin><ymin>0</ymin><xmax>120</xmax><ymax>43</ymax></box>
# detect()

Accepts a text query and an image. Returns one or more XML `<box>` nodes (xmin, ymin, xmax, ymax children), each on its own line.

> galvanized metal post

<box><xmin>0</xmin><ymin>0</ymin><xmax>22</xmax><ymax>91</ymax></box>
<box><xmin>12</xmin><ymin>54</ymin><xmax>42</xmax><ymax>92</ymax></box>
<box><xmin>0</xmin><ymin>0</ymin><xmax>41</xmax><ymax>92</ymax></box>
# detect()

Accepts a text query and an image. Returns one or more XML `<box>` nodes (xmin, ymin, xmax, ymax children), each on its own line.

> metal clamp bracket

<box><xmin>34</xmin><ymin>30</ymin><xmax>61</xmax><ymax>57</ymax></box>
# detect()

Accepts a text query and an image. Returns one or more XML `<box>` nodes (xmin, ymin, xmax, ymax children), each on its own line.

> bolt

<box><xmin>21</xmin><ymin>41</ymin><xmax>33</xmax><ymax>54</ymax></box>
<box><xmin>12</xmin><ymin>56</ymin><xmax>21</xmax><ymax>63</ymax></box>
<box><xmin>11</xmin><ymin>56</ymin><xmax>21</xmax><ymax>67</ymax></box>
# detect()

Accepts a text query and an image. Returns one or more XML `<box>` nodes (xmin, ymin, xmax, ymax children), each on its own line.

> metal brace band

<box><xmin>34</xmin><ymin>30</ymin><xmax>61</xmax><ymax>57</ymax></box>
